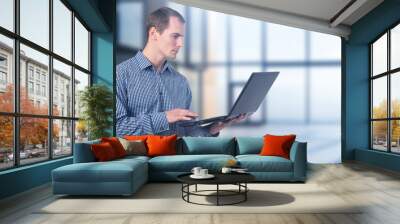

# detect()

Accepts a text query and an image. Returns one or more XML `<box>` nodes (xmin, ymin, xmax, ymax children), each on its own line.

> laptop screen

<box><xmin>228</xmin><ymin>72</ymin><xmax>279</xmax><ymax>117</ymax></box>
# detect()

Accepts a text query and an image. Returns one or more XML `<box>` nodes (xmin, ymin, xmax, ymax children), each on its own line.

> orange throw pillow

<box><xmin>91</xmin><ymin>142</ymin><xmax>117</xmax><ymax>161</ymax></box>
<box><xmin>101</xmin><ymin>137</ymin><xmax>127</xmax><ymax>158</ymax></box>
<box><xmin>146</xmin><ymin>135</ymin><xmax>177</xmax><ymax>157</ymax></box>
<box><xmin>259</xmin><ymin>134</ymin><xmax>296</xmax><ymax>159</ymax></box>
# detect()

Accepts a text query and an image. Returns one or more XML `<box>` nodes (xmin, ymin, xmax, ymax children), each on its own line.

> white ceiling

<box><xmin>226</xmin><ymin>0</ymin><xmax>352</xmax><ymax>22</ymax></box>
<box><xmin>172</xmin><ymin>0</ymin><xmax>384</xmax><ymax>38</ymax></box>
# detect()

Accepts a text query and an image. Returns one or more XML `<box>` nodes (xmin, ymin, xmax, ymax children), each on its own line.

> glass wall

<box><xmin>0</xmin><ymin>0</ymin><xmax>91</xmax><ymax>170</ymax></box>
<box><xmin>371</xmin><ymin>23</ymin><xmax>400</xmax><ymax>154</ymax></box>
<box><xmin>168</xmin><ymin>3</ymin><xmax>342</xmax><ymax>163</ymax></box>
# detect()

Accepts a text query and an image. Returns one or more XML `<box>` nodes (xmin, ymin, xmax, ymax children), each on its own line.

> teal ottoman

<box><xmin>52</xmin><ymin>156</ymin><xmax>148</xmax><ymax>196</ymax></box>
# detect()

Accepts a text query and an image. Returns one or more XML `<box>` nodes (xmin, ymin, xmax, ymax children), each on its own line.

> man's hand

<box><xmin>166</xmin><ymin>109</ymin><xmax>198</xmax><ymax>123</ymax></box>
<box><xmin>209</xmin><ymin>114</ymin><xmax>247</xmax><ymax>135</ymax></box>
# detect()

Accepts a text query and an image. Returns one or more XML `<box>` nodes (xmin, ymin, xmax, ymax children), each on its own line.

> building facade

<box><xmin>0</xmin><ymin>41</ymin><xmax>75</xmax><ymax>154</ymax></box>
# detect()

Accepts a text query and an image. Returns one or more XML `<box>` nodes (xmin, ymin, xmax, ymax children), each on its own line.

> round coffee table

<box><xmin>177</xmin><ymin>173</ymin><xmax>255</xmax><ymax>206</ymax></box>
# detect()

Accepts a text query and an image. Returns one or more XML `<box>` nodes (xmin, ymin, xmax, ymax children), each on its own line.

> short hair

<box><xmin>146</xmin><ymin>7</ymin><xmax>185</xmax><ymax>39</ymax></box>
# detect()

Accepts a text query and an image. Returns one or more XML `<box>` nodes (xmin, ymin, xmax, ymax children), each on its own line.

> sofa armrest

<box><xmin>73</xmin><ymin>140</ymin><xmax>100</xmax><ymax>163</ymax></box>
<box><xmin>289</xmin><ymin>141</ymin><xmax>307</xmax><ymax>181</ymax></box>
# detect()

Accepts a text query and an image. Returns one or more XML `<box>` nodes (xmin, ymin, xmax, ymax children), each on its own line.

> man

<box><xmin>116</xmin><ymin>7</ymin><xmax>245</xmax><ymax>137</ymax></box>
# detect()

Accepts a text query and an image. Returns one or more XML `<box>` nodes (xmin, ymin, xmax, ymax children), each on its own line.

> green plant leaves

<box><xmin>79</xmin><ymin>84</ymin><xmax>113</xmax><ymax>140</ymax></box>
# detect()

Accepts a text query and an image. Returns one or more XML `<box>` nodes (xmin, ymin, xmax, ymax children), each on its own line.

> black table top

<box><xmin>177</xmin><ymin>172</ymin><xmax>255</xmax><ymax>185</ymax></box>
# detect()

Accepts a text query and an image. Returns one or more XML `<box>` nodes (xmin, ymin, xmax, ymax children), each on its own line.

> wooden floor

<box><xmin>1</xmin><ymin>162</ymin><xmax>400</xmax><ymax>224</ymax></box>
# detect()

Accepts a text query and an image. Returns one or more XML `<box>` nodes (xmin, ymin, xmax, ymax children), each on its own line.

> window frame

<box><xmin>0</xmin><ymin>0</ymin><xmax>92</xmax><ymax>171</ymax></box>
<box><xmin>369</xmin><ymin>20</ymin><xmax>400</xmax><ymax>154</ymax></box>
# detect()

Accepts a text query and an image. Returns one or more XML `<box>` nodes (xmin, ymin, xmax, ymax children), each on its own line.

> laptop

<box><xmin>178</xmin><ymin>71</ymin><xmax>279</xmax><ymax>127</ymax></box>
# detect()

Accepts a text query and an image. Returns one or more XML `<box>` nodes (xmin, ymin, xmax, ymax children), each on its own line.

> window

<box><xmin>207</xmin><ymin>11</ymin><xmax>227</xmax><ymax>63</ymax></box>
<box><xmin>167</xmin><ymin>3</ymin><xmax>341</xmax><ymax>126</ymax></box>
<box><xmin>20</xmin><ymin>0</ymin><xmax>49</xmax><ymax>49</ymax></box>
<box><xmin>310</xmin><ymin>32</ymin><xmax>341</xmax><ymax>61</ymax></box>
<box><xmin>74</xmin><ymin>69</ymin><xmax>89</xmax><ymax>118</ymax></box>
<box><xmin>0</xmin><ymin>0</ymin><xmax>14</xmax><ymax>32</ymax></box>
<box><xmin>28</xmin><ymin>67</ymin><xmax>34</xmax><ymax>80</ymax></box>
<box><xmin>0</xmin><ymin>0</ymin><xmax>91</xmax><ymax>170</ymax></box>
<box><xmin>35</xmin><ymin>70</ymin><xmax>41</xmax><ymax>81</ymax></box>
<box><xmin>36</xmin><ymin>83</ymin><xmax>40</xmax><ymax>95</ymax></box>
<box><xmin>0</xmin><ymin>54</ymin><xmax>8</xmax><ymax>88</ymax></box>
<box><xmin>267</xmin><ymin>24</ymin><xmax>305</xmax><ymax>61</ymax></box>
<box><xmin>20</xmin><ymin>117</ymin><xmax>48</xmax><ymax>165</ymax></box>
<box><xmin>189</xmin><ymin>7</ymin><xmax>203</xmax><ymax>63</ymax></box>
<box><xmin>309</xmin><ymin>67</ymin><xmax>341</xmax><ymax>122</ymax></box>
<box><xmin>42</xmin><ymin>85</ymin><xmax>46</xmax><ymax>97</ymax></box>
<box><xmin>54</xmin><ymin>88</ymin><xmax>58</xmax><ymax>104</ymax></box>
<box><xmin>0</xmin><ymin>34</ymin><xmax>13</xmax><ymax>113</ymax></box>
<box><xmin>0</xmin><ymin>53</ymin><xmax>8</xmax><ymax>90</ymax></box>
<box><xmin>116</xmin><ymin>1</ymin><xmax>144</xmax><ymax>50</ymax></box>
<box><xmin>0</xmin><ymin>55</ymin><xmax>7</xmax><ymax>67</ymax></box>
<box><xmin>231</xmin><ymin>16</ymin><xmax>261</xmax><ymax>62</ymax></box>
<box><xmin>53</xmin><ymin>119</ymin><xmax>72</xmax><ymax>158</ymax></box>
<box><xmin>166</xmin><ymin>3</ymin><xmax>341</xmax><ymax>163</ymax></box>
<box><xmin>0</xmin><ymin>116</ymin><xmax>13</xmax><ymax>170</ymax></box>
<box><xmin>28</xmin><ymin>81</ymin><xmax>34</xmax><ymax>94</ymax></box>
<box><xmin>75</xmin><ymin>17</ymin><xmax>89</xmax><ymax>70</ymax></box>
<box><xmin>266</xmin><ymin>67</ymin><xmax>307</xmax><ymax>122</ymax></box>
<box><xmin>20</xmin><ymin>34</ymin><xmax>49</xmax><ymax>117</ymax></box>
<box><xmin>370</xmin><ymin>23</ymin><xmax>400</xmax><ymax>153</ymax></box>
<box><xmin>391</xmin><ymin>24</ymin><xmax>400</xmax><ymax>70</ymax></box>
<box><xmin>0</xmin><ymin>71</ymin><xmax>6</xmax><ymax>85</ymax></box>
<box><xmin>53</xmin><ymin>0</ymin><xmax>72</xmax><ymax>60</ymax></box>
<box><xmin>53</xmin><ymin>59</ymin><xmax>72</xmax><ymax>116</ymax></box>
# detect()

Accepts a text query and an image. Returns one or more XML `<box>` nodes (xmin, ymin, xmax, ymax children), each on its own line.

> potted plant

<box><xmin>79</xmin><ymin>84</ymin><xmax>113</xmax><ymax>140</ymax></box>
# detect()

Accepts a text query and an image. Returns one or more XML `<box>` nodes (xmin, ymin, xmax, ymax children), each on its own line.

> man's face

<box><xmin>156</xmin><ymin>16</ymin><xmax>185</xmax><ymax>59</ymax></box>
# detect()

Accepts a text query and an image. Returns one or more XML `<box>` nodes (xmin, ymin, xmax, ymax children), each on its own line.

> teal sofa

<box><xmin>52</xmin><ymin>137</ymin><xmax>307</xmax><ymax>195</ymax></box>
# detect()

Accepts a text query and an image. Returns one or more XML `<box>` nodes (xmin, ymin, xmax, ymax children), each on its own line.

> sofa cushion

<box><xmin>236</xmin><ymin>155</ymin><xmax>293</xmax><ymax>172</ymax></box>
<box><xmin>119</xmin><ymin>138</ymin><xmax>147</xmax><ymax>156</ymax></box>
<box><xmin>91</xmin><ymin>142</ymin><xmax>118</xmax><ymax>162</ymax></box>
<box><xmin>73</xmin><ymin>140</ymin><xmax>100</xmax><ymax>163</ymax></box>
<box><xmin>180</xmin><ymin>137</ymin><xmax>235</xmax><ymax>155</ymax></box>
<box><xmin>260</xmin><ymin>134</ymin><xmax>296</xmax><ymax>159</ymax></box>
<box><xmin>148</xmin><ymin>154</ymin><xmax>235</xmax><ymax>172</ymax></box>
<box><xmin>147</xmin><ymin>135</ymin><xmax>177</xmax><ymax>157</ymax></box>
<box><xmin>52</xmin><ymin>159</ymin><xmax>147</xmax><ymax>183</ymax></box>
<box><xmin>236</xmin><ymin>137</ymin><xmax>263</xmax><ymax>155</ymax></box>
<box><xmin>53</xmin><ymin>163</ymin><xmax>132</xmax><ymax>183</ymax></box>
<box><xmin>115</xmin><ymin>155</ymin><xmax>150</xmax><ymax>163</ymax></box>
<box><xmin>101</xmin><ymin>137</ymin><xmax>127</xmax><ymax>158</ymax></box>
